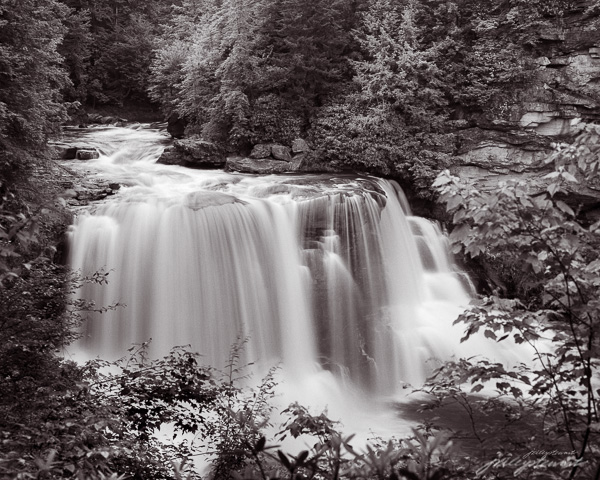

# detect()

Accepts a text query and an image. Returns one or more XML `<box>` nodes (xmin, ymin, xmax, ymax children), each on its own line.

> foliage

<box><xmin>145</xmin><ymin>0</ymin><xmax>586</xmax><ymax>193</ymax></box>
<box><xmin>306</xmin><ymin>0</ymin><xmax>452</xmax><ymax>195</ymax></box>
<box><xmin>1</xmin><ymin>317</ymin><xmax>469</xmax><ymax>480</ymax></box>
<box><xmin>59</xmin><ymin>6</ymin><xmax>93</xmax><ymax>103</ymax></box>
<box><xmin>150</xmin><ymin>0</ymin><xmax>358</xmax><ymax>148</ymax></box>
<box><xmin>0</xmin><ymin>0</ymin><xmax>70</xmax><ymax>156</ymax></box>
<box><xmin>58</xmin><ymin>0</ymin><xmax>177</xmax><ymax>107</ymax></box>
<box><xmin>1</xmin><ymin>341</ymin><xmax>217</xmax><ymax>480</ymax></box>
<box><xmin>431</xmin><ymin>126</ymin><xmax>600</xmax><ymax>478</ymax></box>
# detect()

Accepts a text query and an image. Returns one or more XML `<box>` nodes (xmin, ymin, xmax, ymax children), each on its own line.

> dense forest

<box><xmin>2</xmin><ymin>0</ymin><xmax>600</xmax><ymax>478</ymax></box>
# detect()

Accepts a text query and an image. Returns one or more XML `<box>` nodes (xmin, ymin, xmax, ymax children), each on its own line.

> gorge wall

<box><xmin>452</xmin><ymin>3</ymin><xmax>600</xmax><ymax>208</ymax></box>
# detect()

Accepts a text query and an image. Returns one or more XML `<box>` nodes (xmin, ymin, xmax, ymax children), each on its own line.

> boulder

<box><xmin>290</xmin><ymin>151</ymin><xmax>320</xmax><ymax>171</ymax></box>
<box><xmin>87</xmin><ymin>113</ymin><xmax>103</xmax><ymax>124</ymax></box>
<box><xmin>292</xmin><ymin>138</ymin><xmax>309</xmax><ymax>153</ymax></box>
<box><xmin>291</xmin><ymin>153</ymin><xmax>307</xmax><ymax>170</ymax></box>
<box><xmin>49</xmin><ymin>144</ymin><xmax>76</xmax><ymax>159</ymax></box>
<box><xmin>167</xmin><ymin>113</ymin><xmax>186</xmax><ymax>139</ymax></box>
<box><xmin>250</xmin><ymin>143</ymin><xmax>273</xmax><ymax>159</ymax></box>
<box><xmin>184</xmin><ymin>191</ymin><xmax>245</xmax><ymax>210</ymax></box>
<box><xmin>156</xmin><ymin>145</ymin><xmax>178</xmax><ymax>165</ymax></box>
<box><xmin>271</xmin><ymin>145</ymin><xmax>292</xmax><ymax>162</ymax></box>
<box><xmin>76</xmin><ymin>149</ymin><xmax>100</xmax><ymax>160</ymax></box>
<box><xmin>49</xmin><ymin>141</ymin><xmax>100</xmax><ymax>160</ymax></box>
<box><xmin>156</xmin><ymin>137</ymin><xmax>226</xmax><ymax>168</ymax></box>
<box><xmin>225</xmin><ymin>156</ymin><xmax>294</xmax><ymax>174</ymax></box>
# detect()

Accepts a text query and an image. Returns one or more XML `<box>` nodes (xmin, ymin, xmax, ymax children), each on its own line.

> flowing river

<box><xmin>63</xmin><ymin>124</ymin><xmax>513</xmax><ymax>438</ymax></box>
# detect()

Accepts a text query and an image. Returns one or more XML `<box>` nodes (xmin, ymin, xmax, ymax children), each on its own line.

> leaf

<box><xmin>555</xmin><ymin>200</ymin><xmax>574</xmax><ymax>216</ymax></box>
<box><xmin>254</xmin><ymin>436</ymin><xmax>266</xmax><ymax>452</ymax></box>
<box><xmin>295</xmin><ymin>450</ymin><xmax>309</xmax><ymax>465</ymax></box>
<box><xmin>471</xmin><ymin>384</ymin><xmax>484</xmax><ymax>393</ymax></box>
<box><xmin>445</xmin><ymin>194</ymin><xmax>463</xmax><ymax>211</ymax></box>
<box><xmin>560</xmin><ymin>171</ymin><xmax>578</xmax><ymax>183</ymax></box>
<box><xmin>484</xmin><ymin>330</ymin><xmax>497</xmax><ymax>340</ymax></box>
<box><xmin>547</xmin><ymin>182</ymin><xmax>560</xmax><ymax>196</ymax></box>
<box><xmin>278</xmin><ymin>450</ymin><xmax>292</xmax><ymax>470</ymax></box>
<box><xmin>543</xmin><ymin>171</ymin><xmax>560</xmax><ymax>180</ymax></box>
<box><xmin>450</xmin><ymin>223</ymin><xmax>472</xmax><ymax>244</ymax></box>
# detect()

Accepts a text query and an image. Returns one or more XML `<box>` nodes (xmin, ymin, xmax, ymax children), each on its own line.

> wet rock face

<box><xmin>184</xmin><ymin>191</ymin><xmax>244</xmax><ymax>210</ymax></box>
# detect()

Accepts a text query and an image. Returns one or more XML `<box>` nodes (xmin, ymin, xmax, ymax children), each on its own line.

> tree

<box><xmin>305</xmin><ymin>0</ymin><xmax>451</xmax><ymax>194</ymax></box>
<box><xmin>0</xmin><ymin>0</ymin><xmax>69</xmax><ymax>152</ymax></box>
<box><xmin>0</xmin><ymin>343</ymin><xmax>217</xmax><ymax>479</ymax></box>
<box><xmin>0</xmin><ymin>0</ymin><xmax>72</xmax><ymax>288</ymax></box>
<box><xmin>150</xmin><ymin>0</ymin><xmax>358</xmax><ymax>147</ymax></box>
<box><xmin>58</xmin><ymin>0</ymin><xmax>177</xmax><ymax>107</ymax></box>
<box><xmin>59</xmin><ymin>6</ymin><xmax>93</xmax><ymax>104</ymax></box>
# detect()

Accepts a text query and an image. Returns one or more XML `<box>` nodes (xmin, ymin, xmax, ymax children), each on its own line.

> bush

<box><xmin>429</xmin><ymin>127</ymin><xmax>600</xmax><ymax>478</ymax></box>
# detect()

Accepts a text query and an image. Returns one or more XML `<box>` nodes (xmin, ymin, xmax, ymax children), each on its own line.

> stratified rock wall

<box><xmin>452</xmin><ymin>3</ymin><xmax>600</xmax><ymax>195</ymax></box>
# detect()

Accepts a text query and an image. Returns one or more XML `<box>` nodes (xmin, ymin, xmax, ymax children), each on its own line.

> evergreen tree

<box><xmin>58</xmin><ymin>0</ymin><xmax>177</xmax><ymax>107</ymax></box>
<box><xmin>354</xmin><ymin>0</ymin><xmax>447</xmax><ymax>131</ymax></box>
<box><xmin>150</xmin><ymin>0</ymin><xmax>358</xmax><ymax>147</ymax></box>
<box><xmin>59</xmin><ymin>6</ymin><xmax>93</xmax><ymax>104</ymax></box>
<box><xmin>308</xmin><ymin>0</ymin><xmax>450</xmax><ymax>193</ymax></box>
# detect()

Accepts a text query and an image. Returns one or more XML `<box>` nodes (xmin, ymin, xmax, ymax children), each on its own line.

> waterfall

<box><xmin>66</xmin><ymin>126</ymin><xmax>481</xmax><ymax>396</ymax></box>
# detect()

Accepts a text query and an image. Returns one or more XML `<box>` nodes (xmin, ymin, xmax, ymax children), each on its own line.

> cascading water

<box><xmin>65</xmin><ymin>125</ymin><xmax>504</xmax><ymax>409</ymax></box>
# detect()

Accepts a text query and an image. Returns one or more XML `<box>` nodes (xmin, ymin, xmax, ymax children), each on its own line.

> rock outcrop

<box><xmin>167</xmin><ymin>113</ymin><xmax>186</xmax><ymax>139</ymax></box>
<box><xmin>452</xmin><ymin>4</ymin><xmax>600</xmax><ymax>210</ymax></box>
<box><xmin>49</xmin><ymin>142</ymin><xmax>100</xmax><ymax>160</ymax></box>
<box><xmin>226</xmin><ymin>155</ymin><xmax>304</xmax><ymax>174</ymax></box>
<box><xmin>61</xmin><ymin>178</ymin><xmax>121</xmax><ymax>207</ymax></box>
<box><xmin>226</xmin><ymin>139</ymin><xmax>312</xmax><ymax>174</ymax></box>
<box><xmin>84</xmin><ymin>113</ymin><xmax>127</xmax><ymax>126</ymax></box>
<box><xmin>157</xmin><ymin>137</ymin><xmax>226</xmax><ymax>168</ymax></box>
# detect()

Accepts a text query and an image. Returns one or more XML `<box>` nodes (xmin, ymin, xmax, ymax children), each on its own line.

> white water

<box><xmin>65</xmin><ymin>125</ymin><xmax>516</xmax><ymax>437</ymax></box>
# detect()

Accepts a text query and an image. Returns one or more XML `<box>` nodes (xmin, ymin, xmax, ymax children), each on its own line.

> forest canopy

<box><xmin>1</xmin><ymin>0</ymin><xmax>583</xmax><ymax>189</ymax></box>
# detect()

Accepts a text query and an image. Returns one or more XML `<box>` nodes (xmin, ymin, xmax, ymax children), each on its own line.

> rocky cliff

<box><xmin>452</xmin><ymin>2</ymin><xmax>600</xmax><ymax>201</ymax></box>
